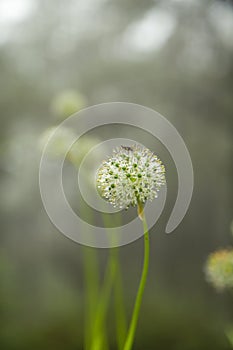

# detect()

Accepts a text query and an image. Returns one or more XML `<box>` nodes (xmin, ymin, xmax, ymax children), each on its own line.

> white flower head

<box><xmin>96</xmin><ymin>144</ymin><xmax>166</xmax><ymax>209</ymax></box>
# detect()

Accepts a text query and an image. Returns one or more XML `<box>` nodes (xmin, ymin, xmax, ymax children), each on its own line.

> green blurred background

<box><xmin>0</xmin><ymin>0</ymin><xmax>233</xmax><ymax>349</ymax></box>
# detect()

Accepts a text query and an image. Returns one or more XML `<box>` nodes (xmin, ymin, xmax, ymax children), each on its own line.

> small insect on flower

<box><xmin>121</xmin><ymin>145</ymin><xmax>133</xmax><ymax>151</ymax></box>
<box><xmin>96</xmin><ymin>144</ymin><xmax>166</xmax><ymax>210</ymax></box>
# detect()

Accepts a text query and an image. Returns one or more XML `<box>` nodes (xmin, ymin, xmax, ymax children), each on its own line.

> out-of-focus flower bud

<box><xmin>205</xmin><ymin>249</ymin><xmax>233</xmax><ymax>291</ymax></box>
<box><xmin>51</xmin><ymin>90</ymin><xmax>87</xmax><ymax>120</ymax></box>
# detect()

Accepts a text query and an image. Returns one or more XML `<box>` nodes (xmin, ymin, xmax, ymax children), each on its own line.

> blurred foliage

<box><xmin>0</xmin><ymin>0</ymin><xmax>233</xmax><ymax>349</ymax></box>
<box><xmin>39</xmin><ymin>126</ymin><xmax>77</xmax><ymax>158</ymax></box>
<box><xmin>226</xmin><ymin>326</ymin><xmax>233</xmax><ymax>348</ymax></box>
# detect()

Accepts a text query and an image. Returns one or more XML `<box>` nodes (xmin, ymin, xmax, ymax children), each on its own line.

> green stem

<box><xmin>123</xmin><ymin>213</ymin><xmax>150</xmax><ymax>350</ymax></box>
<box><xmin>83</xmin><ymin>246</ymin><xmax>100</xmax><ymax>350</ymax></box>
<box><xmin>91</xmin><ymin>212</ymin><xmax>127</xmax><ymax>350</ymax></box>
<box><xmin>111</xmin><ymin>214</ymin><xmax>127</xmax><ymax>350</ymax></box>
<box><xmin>72</xmin><ymin>164</ymin><xmax>107</xmax><ymax>349</ymax></box>
<box><xmin>91</xmin><ymin>247</ymin><xmax>117</xmax><ymax>350</ymax></box>
<box><xmin>114</xmin><ymin>256</ymin><xmax>127</xmax><ymax>350</ymax></box>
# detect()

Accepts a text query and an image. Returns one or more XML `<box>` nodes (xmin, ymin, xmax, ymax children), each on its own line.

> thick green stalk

<box><xmin>123</xmin><ymin>211</ymin><xmax>150</xmax><ymax>350</ymax></box>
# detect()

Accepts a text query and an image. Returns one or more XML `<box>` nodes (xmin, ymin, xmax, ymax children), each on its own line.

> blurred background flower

<box><xmin>205</xmin><ymin>249</ymin><xmax>233</xmax><ymax>291</ymax></box>
<box><xmin>51</xmin><ymin>90</ymin><xmax>87</xmax><ymax>121</ymax></box>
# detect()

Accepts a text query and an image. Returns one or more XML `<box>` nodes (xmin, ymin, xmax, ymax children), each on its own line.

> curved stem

<box><xmin>123</xmin><ymin>213</ymin><xmax>150</xmax><ymax>350</ymax></box>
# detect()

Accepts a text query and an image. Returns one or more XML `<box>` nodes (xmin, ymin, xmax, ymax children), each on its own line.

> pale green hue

<box><xmin>51</xmin><ymin>90</ymin><xmax>87</xmax><ymax>120</ymax></box>
<box><xmin>123</xmin><ymin>211</ymin><xmax>150</xmax><ymax>350</ymax></box>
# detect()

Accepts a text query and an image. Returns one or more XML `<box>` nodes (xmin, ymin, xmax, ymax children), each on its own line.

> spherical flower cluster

<box><xmin>96</xmin><ymin>144</ymin><xmax>166</xmax><ymax>209</ymax></box>
<box><xmin>205</xmin><ymin>249</ymin><xmax>233</xmax><ymax>290</ymax></box>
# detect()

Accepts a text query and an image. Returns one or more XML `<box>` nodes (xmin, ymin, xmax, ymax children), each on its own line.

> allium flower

<box><xmin>96</xmin><ymin>145</ymin><xmax>166</xmax><ymax>210</ymax></box>
<box><xmin>205</xmin><ymin>249</ymin><xmax>233</xmax><ymax>290</ymax></box>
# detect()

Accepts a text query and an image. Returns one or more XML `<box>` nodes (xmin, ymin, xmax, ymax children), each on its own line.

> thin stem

<box><xmin>90</xmin><ymin>213</ymin><xmax>117</xmax><ymax>350</ymax></box>
<box><xmin>83</xmin><ymin>246</ymin><xmax>100</xmax><ymax>350</ymax></box>
<box><xmin>71</xmin><ymin>163</ymin><xmax>100</xmax><ymax>350</ymax></box>
<box><xmin>72</xmin><ymin>164</ymin><xmax>108</xmax><ymax>349</ymax></box>
<box><xmin>81</xmin><ymin>204</ymin><xmax>101</xmax><ymax>350</ymax></box>
<box><xmin>111</xmin><ymin>214</ymin><xmax>127</xmax><ymax>350</ymax></box>
<box><xmin>123</xmin><ymin>212</ymin><xmax>150</xmax><ymax>350</ymax></box>
<box><xmin>114</xmin><ymin>257</ymin><xmax>127</xmax><ymax>350</ymax></box>
<box><xmin>91</xmin><ymin>247</ymin><xmax>117</xmax><ymax>350</ymax></box>
<box><xmin>91</xmin><ymin>212</ymin><xmax>127</xmax><ymax>350</ymax></box>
